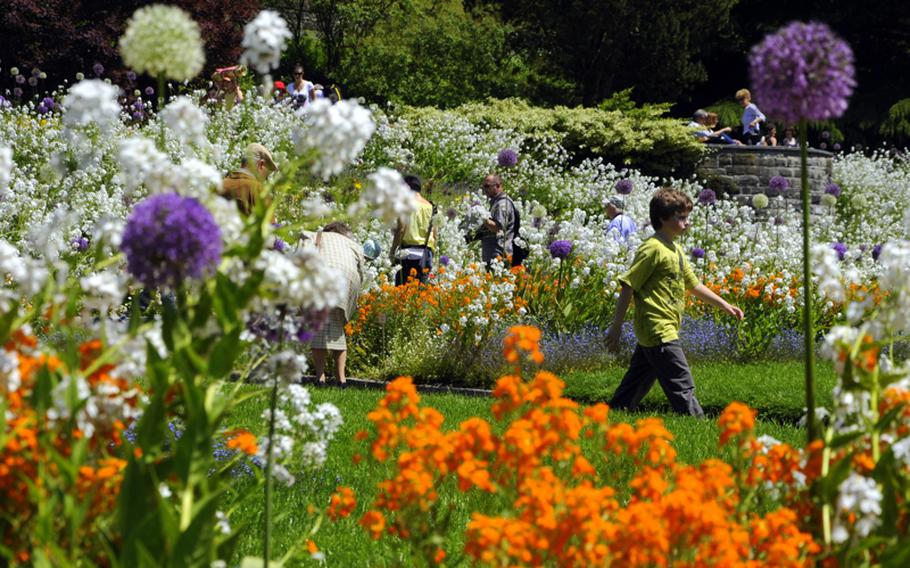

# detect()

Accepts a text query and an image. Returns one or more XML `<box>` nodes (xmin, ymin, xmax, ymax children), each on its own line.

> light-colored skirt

<box><xmin>311</xmin><ymin>307</ymin><xmax>347</xmax><ymax>350</ymax></box>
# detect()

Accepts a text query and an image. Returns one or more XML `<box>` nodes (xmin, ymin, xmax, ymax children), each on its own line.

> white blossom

<box><xmin>293</xmin><ymin>99</ymin><xmax>375</xmax><ymax>180</ymax></box>
<box><xmin>0</xmin><ymin>146</ymin><xmax>12</xmax><ymax>194</ymax></box>
<box><xmin>240</xmin><ymin>11</ymin><xmax>292</xmax><ymax>75</ymax></box>
<box><xmin>348</xmin><ymin>167</ymin><xmax>415</xmax><ymax>227</ymax></box>
<box><xmin>161</xmin><ymin>97</ymin><xmax>208</xmax><ymax>146</ymax></box>
<box><xmin>62</xmin><ymin>80</ymin><xmax>121</xmax><ymax>132</ymax></box>
<box><xmin>119</xmin><ymin>5</ymin><xmax>205</xmax><ymax>81</ymax></box>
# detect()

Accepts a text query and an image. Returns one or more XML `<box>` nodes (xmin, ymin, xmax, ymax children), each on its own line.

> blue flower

<box><xmin>832</xmin><ymin>242</ymin><xmax>847</xmax><ymax>261</ymax></box>
<box><xmin>697</xmin><ymin>188</ymin><xmax>717</xmax><ymax>205</ymax></box>
<box><xmin>548</xmin><ymin>240</ymin><xmax>573</xmax><ymax>259</ymax></box>
<box><xmin>615</xmin><ymin>179</ymin><xmax>633</xmax><ymax>195</ymax></box>
<box><xmin>497</xmin><ymin>148</ymin><xmax>518</xmax><ymax>168</ymax></box>
<box><xmin>690</xmin><ymin>247</ymin><xmax>706</xmax><ymax>259</ymax></box>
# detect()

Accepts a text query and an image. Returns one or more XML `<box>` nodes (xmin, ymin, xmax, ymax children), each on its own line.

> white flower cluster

<box><xmin>0</xmin><ymin>145</ymin><xmax>11</xmax><ymax>194</ymax></box>
<box><xmin>256</xmin><ymin>384</ymin><xmax>343</xmax><ymax>486</ymax></box>
<box><xmin>348</xmin><ymin>167</ymin><xmax>415</xmax><ymax>227</ymax></box>
<box><xmin>160</xmin><ymin>97</ymin><xmax>209</xmax><ymax>147</ymax></box>
<box><xmin>0</xmin><ymin>239</ymin><xmax>48</xmax><ymax>308</ymax></box>
<box><xmin>252</xmin><ymin>247</ymin><xmax>345</xmax><ymax>312</ymax></box>
<box><xmin>240</xmin><ymin>11</ymin><xmax>293</xmax><ymax>75</ymax></box>
<box><xmin>294</xmin><ymin>99</ymin><xmax>375</xmax><ymax>180</ymax></box>
<box><xmin>811</xmin><ymin>243</ymin><xmax>845</xmax><ymax>302</ymax></box>
<box><xmin>46</xmin><ymin>371</ymin><xmax>143</xmax><ymax>440</ymax></box>
<box><xmin>62</xmin><ymin>80</ymin><xmax>121</xmax><ymax>133</ymax></box>
<box><xmin>267</xmin><ymin>350</ymin><xmax>309</xmax><ymax>385</ymax></box>
<box><xmin>0</xmin><ymin>348</ymin><xmax>21</xmax><ymax>395</ymax></box>
<box><xmin>119</xmin><ymin>4</ymin><xmax>205</xmax><ymax>82</ymax></box>
<box><xmin>832</xmin><ymin>473</ymin><xmax>882</xmax><ymax>544</ymax></box>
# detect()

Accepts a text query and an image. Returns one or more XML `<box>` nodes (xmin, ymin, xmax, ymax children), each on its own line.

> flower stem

<box><xmin>800</xmin><ymin>119</ymin><xmax>818</xmax><ymax>442</ymax></box>
<box><xmin>263</xmin><ymin>376</ymin><xmax>278</xmax><ymax>566</ymax></box>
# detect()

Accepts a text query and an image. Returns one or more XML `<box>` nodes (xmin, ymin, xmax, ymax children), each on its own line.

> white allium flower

<box><xmin>62</xmin><ymin>80</ymin><xmax>121</xmax><ymax>132</ymax></box>
<box><xmin>161</xmin><ymin>97</ymin><xmax>208</xmax><ymax>146</ymax></box>
<box><xmin>752</xmin><ymin>193</ymin><xmax>769</xmax><ymax>209</ymax></box>
<box><xmin>821</xmin><ymin>193</ymin><xmax>838</xmax><ymax>207</ymax></box>
<box><xmin>119</xmin><ymin>5</ymin><xmax>205</xmax><ymax>81</ymax></box>
<box><xmin>348</xmin><ymin>167</ymin><xmax>415</xmax><ymax>227</ymax></box>
<box><xmin>293</xmin><ymin>99</ymin><xmax>375</xmax><ymax>180</ymax></box>
<box><xmin>240</xmin><ymin>10</ymin><xmax>292</xmax><ymax>75</ymax></box>
<box><xmin>0</xmin><ymin>146</ymin><xmax>12</xmax><ymax>193</ymax></box>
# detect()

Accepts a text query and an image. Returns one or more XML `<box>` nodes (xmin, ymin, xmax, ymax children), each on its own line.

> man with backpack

<box><xmin>476</xmin><ymin>174</ymin><xmax>526</xmax><ymax>269</ymax></box>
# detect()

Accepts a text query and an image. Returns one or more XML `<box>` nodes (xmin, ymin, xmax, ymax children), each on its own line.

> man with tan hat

<box><xmin>220</xmin><ymin>143</ymin><xmax>277</xmax><ymax>216</ymax></box>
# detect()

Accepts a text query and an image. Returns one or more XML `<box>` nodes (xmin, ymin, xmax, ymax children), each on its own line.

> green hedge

<box><xmin>440</xmin><ymin>96</ymin><xmax>705</xmax><ymax>177</ymax></box>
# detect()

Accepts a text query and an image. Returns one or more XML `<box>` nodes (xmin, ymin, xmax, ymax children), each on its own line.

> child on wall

<box><xmin>736</xmin><ymin>88</ymin><xmax>766</xmax><ymax>145</ymax></box>
<box><xmin>605</xmin><ymin>188</ymin><xmax>744</xmax><ymax>416</ymax></box>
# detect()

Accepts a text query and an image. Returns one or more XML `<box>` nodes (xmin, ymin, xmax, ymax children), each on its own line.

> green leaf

<box><xmin>209</xmin><ymin>327</ymin><xmax>241</xmax><ymax>379</ymax></box>
<box><xmin>828</xmin><ymin>430</ymin><xmax>864</xmax><ymax>450</ymax></box>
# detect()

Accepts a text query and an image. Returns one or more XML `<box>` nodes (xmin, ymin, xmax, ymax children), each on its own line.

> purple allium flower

<box><xmin>690</xmin><ymin>247</ymin><xmax>706</xmax><ymax>259</ymax></box>
<box><xmin>120</xmin><ymin>193</ymin><xmax>222</xmax><ymax>288</ymax></box>
<box><xmin>497</xmin><ymin>148</ymin><xmax>518</xmax><ymax>168</ymax></box>
<box><xmin>15</xmin><ymin>74</ymin><xmax>25</xmax><ymax>84</ymax></box>
<box><xmin>548</xmin><ymin>239</ymin><xmax>573</xmax><ymax>259</ymax></box>
<box><xmin>93</xmin><ymin>63</ymin><xmax>105</xmax><ymax>76</ymax></box>
<box><xmin>832</xmin><ymin>242</ymin><xmax>847</xmax><ymax>261</ymax></box>
<box><xmin>819</xmin><ymin>142</ymin><xmax>828</xmax><ymax>150</ymax></box>
<box><xmin>133</xmin><ymin>99</ymin><xmax>145</xmax><ymax>111</ymax></box>
<box><xmin>615</xmin><ymin>178</ymin><xmax>634</xmax><ymax>195</ymax></box>
<box><xmin>145</xmin><ymin>86</ymin><xmax>155</xmax><ymax>96</ymax></box>
<box><xmin>697</xmin><ymin>188</ymin><xmax>716</xmax><ymax>205</ymax></box>
<box><xmin>445</xmin><ymin>207</ymin><xmax>457</xmax><ymax>220</ymax></box>
<box><xmin>824</xmin><ymin>183</ymin><xmax>841</xmax><ymax>197</ymax></box>
<box><xmin>273</xmin><ymin>237</ymin><xmax>288</xmax><ymax>252</ymax></box>
<box><xmin>833</xmin><ymin>143</ymin><xmax>842</xmax><ymax>151</ymax></box>
<box><xmin>126</xmin><ymin>71</ymin><xmax>137</xmax><ymax>82</ymax></box>
<box><xmin>131</xmin><ymin>111</ymin><xmax>144</xmax><ymax>121</ymax></box>
<box><xmin>872</xmin><ymin>244</ymin><xmax>883</xmax><ymax>261</ymax></box>
<box><xmin>27</xmin><ymin>76</ymin><xmax>37</xmax><ymax>87</ymax></box>
<box><xmin>769</xmin><ymin>175</ymin><xmax>790</xmax><ymax>196</ymax></box>
<box><xmin>71</xmin><ymin>236</ymin><xmax>90</xmax><ymax>252</ymax></box>
<box><xmin>12</xmin><ymin>88</ymin><xmax>22</xmax><ymax>98</ymax></box>
<box><xmin>0</xmin><ymin>96</ymin><xmax>9</xmax><ymax>108</ymax></box>
<box><xmin>821</xmin><ymin>130</ymin><xmax>830</xmax><ymax>140</ymax></box>
<box><xmin>749</xmin><ymin>21</ymin><xmax>855</xmax><ymax>124</ymax></box>
<box><xmin>440</xmin><ymin>255</ymin><xmax>450</xmax><ymax>266</ymax></box>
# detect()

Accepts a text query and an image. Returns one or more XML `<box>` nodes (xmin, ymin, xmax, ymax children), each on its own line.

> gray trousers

<box><xmin>609</xmin><ymin>341</ymin><xmax>705</xmax><ymax>417</ymax></box>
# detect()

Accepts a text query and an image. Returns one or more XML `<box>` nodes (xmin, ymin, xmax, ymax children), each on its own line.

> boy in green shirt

<box><xmin>605</xmin><ymin>188</ymin><xmax>744</xmax><ymax>416</ymax></box>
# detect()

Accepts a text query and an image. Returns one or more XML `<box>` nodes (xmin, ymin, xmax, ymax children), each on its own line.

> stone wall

<box><xmin>695</xmin><ymin>146</ymin><xmax>834</xmax><ymax>210</ymax></box>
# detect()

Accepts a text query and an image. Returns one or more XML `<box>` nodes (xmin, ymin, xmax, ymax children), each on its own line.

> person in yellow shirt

<box><xmin>606</xmin><ymin>188</ymin><xmax>744</xmax><ymax>416</ymax></box>
<box><xmin>390</xmin><ymin>175</ymin><xmax>436</xmax><ymax>285</ymax></box>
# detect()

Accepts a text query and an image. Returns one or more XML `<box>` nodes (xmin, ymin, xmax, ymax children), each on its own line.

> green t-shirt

<box><xmin>618</xmin><ymin>235</ymin><xmax>700</xmax><ymax>347</ymax></box>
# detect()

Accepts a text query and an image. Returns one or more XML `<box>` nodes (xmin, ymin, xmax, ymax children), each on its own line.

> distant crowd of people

<box><xmin>688</xmin><ymin>88</ymin><xmax>798</xmax><ymax>148</ymax></box>
<box><xmin>209</xmin><ymin>63</ymin><xmax>340</xmax><ymax>111</ymax></box>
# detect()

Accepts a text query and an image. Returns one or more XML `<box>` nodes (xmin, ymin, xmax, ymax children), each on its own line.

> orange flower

<box><xmin>327</xmin><ymin>486</ymin><xmax>357</xmax><ymax>520</ymax></box>
<box><xmin>225</xmin><ymin>429</ymin><xmax>258</xmax><ymax>456</ymax></box>
<box><xmin>360</xmin><ymin>510</ymin><xmax>386</xmax><ymax>540</ymax></box>
<box><xmin>718</xmin><ymin>402</ymin><xmax>756</xmax><ymax>446</ymax></box>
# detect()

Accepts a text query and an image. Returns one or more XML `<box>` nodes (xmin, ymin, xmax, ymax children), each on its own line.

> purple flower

<box><xmin>497</xmin><ymin>148</ymin><xmax>518</xmax><ymax>168</ymax></box>
<box><xmin>71</xmin><ymin>236</ymin><xmax>89</xmax><ymax>252</ymax></box>
<box><xmin>126</xmin><ymin>71</ymin><xmax>137</xmax><ymax>82</ymax></box>
<box><xmin>615</xmin><ymin>178</ymin><xmax>633</xmax><ymax>195</ymax></box>
<box><xmin>690</xmin><ymin>247</ymin><xmax>706</xmax><ymax>259</ymax></box>
<box><xmin>821</xmin><ymin>130</ymin><xmax>830</xmax><ymax>140</ymax></box>
<box><xmin>31</xmin><ymin>68</ymin><xmax>41</xmax><ymax>78</ymax></box>
<box><xmin>273</xmin><ymin>237</ymin><xmax>288</xmax><ymax>252</ymax></box>
<box><xmin>872</xmin><ymin>244</ymin><xmax>883</xmax><ymax>261</ymax></box>
<box><xmin>12</xmin><ymin>88</ymin><xmax>22</xmax><ymax>98</ymax></box>
<box><xmin>15</xmin><ymin>74</ymin><xmax>25</xmax><ymax>84</ymax></box>
<box><xmin>440</xmin><ymin>255</ymin><xmax>450</xmax><ymax>266</ymax></box>
<box><xmin>832</xmin><ymin>242</ymin><xmax>847</xmax><ymax>261</ymax></box>
<box><xmin>27</xmin><ymin>77</ymin><xmax>37</xmax><ymax>87</ymax></box>
<box><xmin>131</xmin><ymin>111</ymin><xmax>144</xmax><ymax>121</ymax></box>
<box><xmin>697</xmin><ymin>188</ymin><xmax>716</xmax><ymax>205</ymax></box>
<box><xmin>145</xmin><ymin>86</ymin><xmax>155</xmax><ymax>96</ymax></box>
<box><xmin>833</xmin><ymin>143</ymin><xmax>842</xmax><ymax>151</ymax></box>
<box><xmin>93</xmin><ymin>63</ymin><xmax>105</xmax><ymax>76</ymax></box>
<box><xmin>819</xmin><ymin>142</ymin><xmax>828</xmax><ymax>150</ymax></box>
<box><xmin>749</xmin><ymin>21</ymin><xmax>855</xmax><ymax>124</ymax></box>
<box><xmin>120</xmin><ymin>193</ymin><xmax>222</xmax><ymax>288</ymax></box>
<box><xmin>824</xmin><ymin>183</ymin><xmax>841</xmax><ymax>197</ymax></box>
<box><xmin>37</xmin><ymin>96</ymin><xmax>55</xmax><ymax>114</ymax></box>
<box><xmin>769</xmin><ymin>175</ymin><xmax>790</xmax><ymax>196</ymax></box>
<box><xmin>133</xmin><ymin>99</ymin><xmax>145</xmax><ymax>110</ymax></box>
<box><xmin>0</xmin><ymin>96</ymin><xmax>9</xmax><ymax>108</ymax></box>
<box><xmin>548</xmin><ymin>240</ymin><xmax>573</xmax><ymax>259</ymax></box>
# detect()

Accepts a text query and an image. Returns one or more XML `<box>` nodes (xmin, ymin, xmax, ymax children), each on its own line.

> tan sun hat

<box><xmin>245</xmin><ymin>143</ymin><xmax>277</xmax><ymax>172</ymax></box>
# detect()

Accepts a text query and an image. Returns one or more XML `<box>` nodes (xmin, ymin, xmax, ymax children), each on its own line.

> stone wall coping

<box><xmin>703</xmin><ymin>145</ymin><xmax>834</xmax><ymax>158</ymax></box>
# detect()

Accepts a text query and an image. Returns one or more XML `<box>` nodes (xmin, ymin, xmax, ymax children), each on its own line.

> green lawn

<box><xmin>225</xmin><ymin>359</ymin><xmax>826</xmax><ymax>565</ymax></box>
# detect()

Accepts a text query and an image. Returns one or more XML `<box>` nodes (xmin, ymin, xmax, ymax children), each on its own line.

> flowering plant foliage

<box><xmin>335</xmin><ymin>326</ymin><xmax>821</xmax><ymax>566</ymax></box>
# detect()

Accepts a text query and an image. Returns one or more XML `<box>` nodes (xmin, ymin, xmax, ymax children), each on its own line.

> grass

<box><xmin>223</xmin><ymin>359</ymin><xmax>825</xmax><ymax>565</ymax></box>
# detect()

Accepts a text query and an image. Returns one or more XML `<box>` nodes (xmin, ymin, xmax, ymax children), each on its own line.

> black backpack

<box><xmin>510</xmin><ymin>199</ymin><xmax>529</xmax><ymax>267</ymax></box>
